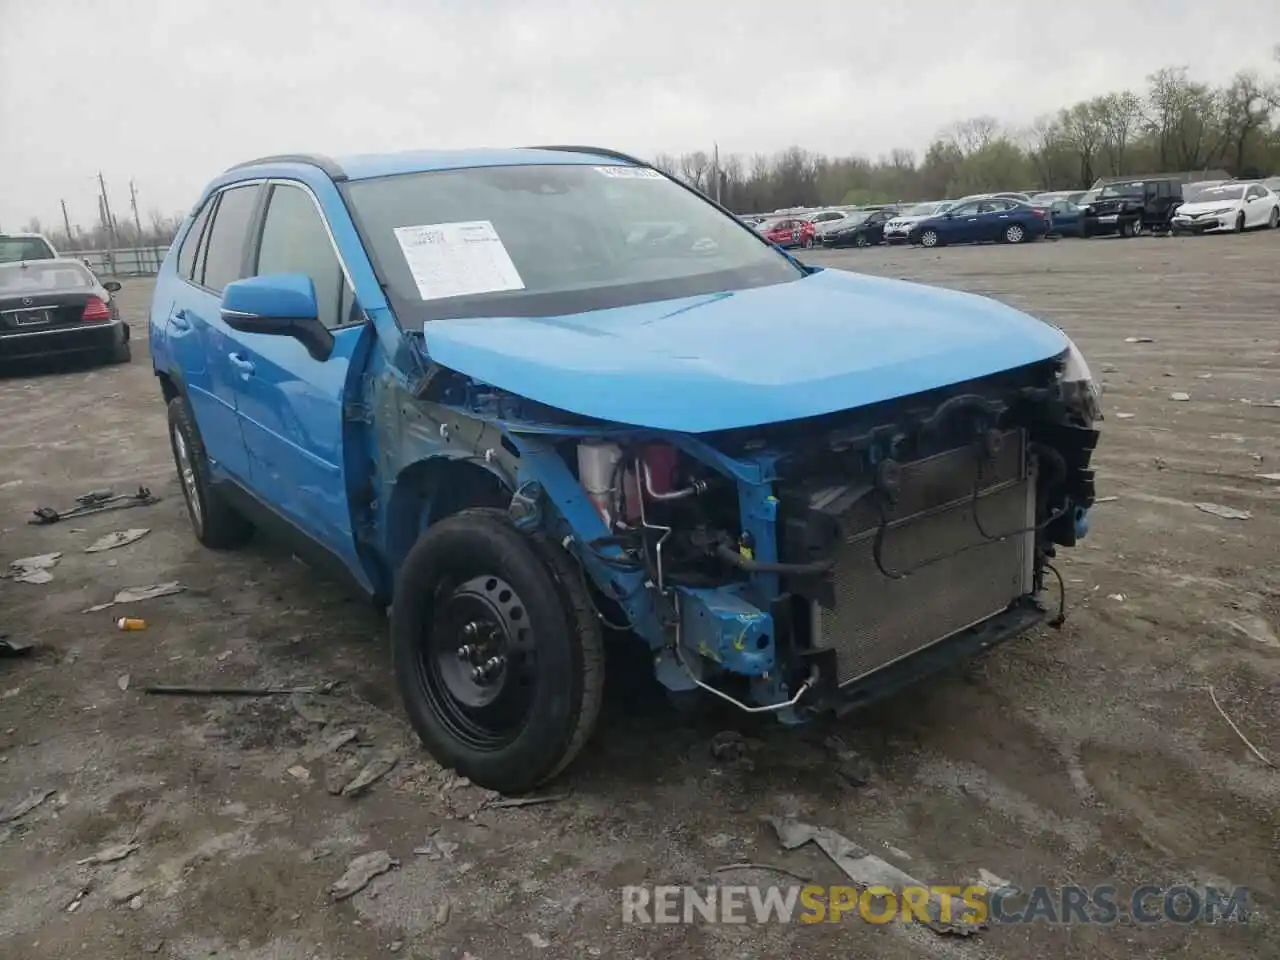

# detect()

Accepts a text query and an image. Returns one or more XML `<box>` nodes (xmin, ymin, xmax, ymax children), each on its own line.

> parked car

<box><xmin>883</xmin><ymin>201</ymin><xmax>956</xmax><ymax>244</ymax></box>
<box><xmin>762</xmin><ymin>217</ymin><xmax>817</xmax><ymax>248</ymax></box>
<box><xmin>1080</xmin><ymin>178</ymin><xmax>1182</xmax><ymax>237</ymax></box>
<box><xmin>0</xmin><ymin>258</ymin><xmax>128</xmax><ymax>364</ymax></box>
<box><xmin>908</xmin><ymin>198</ymin><xmax>1050</xmax><ymax>247</ymax></box>
<box><xmin>821</xmin><ymin>206</ymin><xmax>899</xmax><ymax>247</ymax></box>
<box><xmin>1030</xmin><ymin>193</ymin><xmax>1087</xmax><ymax>237</ymax></box>
<box><xmin>0</xmin><ymin>233</ymin><xmax>59</xmax><ymax>263</ymax></box>
<box><xmin>1170</xmin><ymin>181</ymin><xmax>1280</xmax><ymax>234</ymax></box>
<box><xmin>1262</xmin><ymin>176</ymin><xmax>1280</xmax><ymax>195</ymax></box>
<box><xmin>805</xmin><ymin>209</ymin><xmax>852</xmax><ymax>226</ymax></box>
<box><xmin>149</xmin><ymin>146</ymin><xmax>1101</xmax><ymax>793</ymax></box>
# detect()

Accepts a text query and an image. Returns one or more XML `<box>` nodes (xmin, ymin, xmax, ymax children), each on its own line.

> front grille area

<box><xmin>814</xmin><ymin>431</ymin><xmax>1034</xmax><ymax>686</ymax></box>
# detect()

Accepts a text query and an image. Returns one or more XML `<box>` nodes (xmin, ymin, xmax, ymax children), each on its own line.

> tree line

<box><xmin>652</xmin><ymin>55</ymin><xmax>1280</xmax><ymax>213</ymax></box>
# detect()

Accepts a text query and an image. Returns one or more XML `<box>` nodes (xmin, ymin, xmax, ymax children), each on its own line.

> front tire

<box><xmin>1234</xmin><ymin>211</ymin><xmax>1246</xmax><ymax>233</ymax></box>
<box><xmin>854</xmin><ymin>233</ymin><xmax>870</xmax><ymax>248</ymax></box>
<box><xmin>1269</xmin><ymin>207</ymin><xmax>1279</xmax><ymax>229</ymax></box>
<box><xmin>166</xmin><ymin>396</ymin><xmax>254</xmax><ymax>549</ymax></box>
<box><xmin>391</xmin><ymin>508</ymin><xmax>605</xmax><ymax>793</ymax></box>
<box><xmin>919</xmin><ymin>229</ymin><xmax>940</xmax><ymax>248</ymax></box>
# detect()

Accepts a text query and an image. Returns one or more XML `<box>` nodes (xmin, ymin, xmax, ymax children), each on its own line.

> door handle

<box><xmin>169</xmin><ymin>310</ymin><xmax>190</xmax><ymax>331</ymax></box>
<box><xmin>228</xmin><ymin>353</ymin><xmax>255</xmax><ymax>375</ymax></box>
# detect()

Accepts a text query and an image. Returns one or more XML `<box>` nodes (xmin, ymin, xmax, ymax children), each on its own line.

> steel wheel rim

<box><xmin>172</xmin><ymin>427</ymin><xmax>202</xmax><ymax>531</ymax></box>
<box><xmin>417</xmin><ymin>574</ymin><xmax>537</xmax><ymax>751</ymax></box>
<box><xmin>922</xmin><ymin>231</ymin><xmax>937</xmax><ymax>247</ymax></box>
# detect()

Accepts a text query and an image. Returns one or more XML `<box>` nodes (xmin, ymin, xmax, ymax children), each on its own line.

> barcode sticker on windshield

<box><xmin>593</xmin><ymin>166</ymin><xmax>665</xmax><ymax>180</ymax></box>
<box><xmin>393</xmin><ymin>221</ymin><xmax>525</xmax><ymax>301</ymax></box>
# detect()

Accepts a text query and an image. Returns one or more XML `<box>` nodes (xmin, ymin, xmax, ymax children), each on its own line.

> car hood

<box><xmin>1175</xmin><ymin>199</ymin><xmax>1240</xmax><ymax>215</ymax></box>
<box><xmin>885</xmin><ymin>215</ymin><xmax>926</xmax><ymax>228</ymax></box>
<box><xmin>419</xmin><ymin>269</ymin><xmax>1069</xmax><ymax>433</ymax></box>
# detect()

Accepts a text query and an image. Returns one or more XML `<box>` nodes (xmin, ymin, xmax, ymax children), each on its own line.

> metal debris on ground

<box><xmin>341</xmin><ymin>750</ymin><xmax>400</xmax><ymax>797</ymax></box>
<box><xmin>1115</xmin><ymin>412</ymin><xmax>1136</xmax><ymax>419</ymax></box>
<box><xmin>84</xmin><ymin>581</ymin><xmax>185</xmax><ymax>612</ymax></box>
<box><xmin>30</xmin><ymin>487</ymin><xmax>159</xmax><ymax>525</ymax></box>
<box><xmin>487</xmin><ymin>792</ymin><xmax>570</xmax><ymax>809</ymax></box>
<box><xmin>287</xmin><ymin>765</ymin><xmax>312</xmax><ymax>782</ymax></box>
<box><xmin>1170</xmin><ymin>392</ymin><xmax>1191</xmax><ymax>402</ymax></box>
<box><xmin>330</xmin><ymin>850</ymin><xmax>399</xmax><ymax>900</ymax></box>
<box><xmin>85</xmin><ymin>528</ymin><xmax>150</xmax><ymax>553</ymax></box>
<box><xmin>0</xmin><ymin>634</ymin><xmax>34</xmax><ymax>658</ymax></box>
<box><xmin>116</xmin><ymin>674</ymin><xmax>130</xmax><ymax>691</ymax></box>
<box><xmin>1195</xmin><ymin>503</ymin><xmax>1252</xmax><ymax>521</ymax></box>
<box><xmin>1094</xmin><ymin>496</ymin><xmax>1120</xmax><ymax>503</ymax></box>
<box><xmin>766</xmin><ymin>816</ymin><xmax>985</xmax><ymax>936</ymax></box>
<box><xmin>1257</xmin><ymin>473</ymin><xmax>1280</xmax><ymax>483</ymax></box>
<box><xmin>300</xmin><ymin>728</ymin><xmax>358</xmax><ymax>763</ymax></box>
<box><xmin>1208</xmin><ymin>685</ymin><xmax>1276</xmax><ymax>769</ymax></box>
<box><xmin>66</xmin><ymin>888</ymin><xmax>89</xmax><ymax>913</ymax></box>
<box><xmin>1123</xmin><ymin>336</ymin><xmax>1155</xmax><ymax>343</ymax></box>
<box><xmin>714</xmin><ymin>862</ymin><xmax>812</xmax><ymax>883</ymax></box>
<box><xmin>0</xmin><ymin>787</ymin><xmax>56</xmax><ymax>823</ymax></box>
<box><xmin>7</xmin><ymin>552</ymin><xmax>62</xmax><ymax>584</ymax></box>
<box><xmin>77</xmin><ymin>841</ymin><xmax>140</xmax><ymax>866</ymax></box>
<box><xmin>116</xmin><ymin>617</ymin><xmax>146</xmax><ymax>631</ymax></box>
<box><xmin>823</xmin><ymin>734</ymin><xmax>873</xmax><ymax>787</ymax></box>
<box><xmin>143</xmin><ymin>683</ymin><xmax>330</xmax><ymax>697</ymax></box>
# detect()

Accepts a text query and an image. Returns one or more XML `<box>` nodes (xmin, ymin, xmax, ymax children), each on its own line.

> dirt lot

<box><xmin>1</xmin><ymin>233</ymin><xmax>1277</xmax><ymax>960</ymax></box>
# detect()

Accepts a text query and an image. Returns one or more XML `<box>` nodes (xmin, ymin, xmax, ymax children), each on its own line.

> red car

<box><xmin>761</xmin><ymin>217</ymin><xmax>817</xmax><ymax>249</ymax></box>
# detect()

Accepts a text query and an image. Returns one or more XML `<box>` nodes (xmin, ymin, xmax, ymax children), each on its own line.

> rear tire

<box><xmin>166</xmin><ymin>395</ymin><xmax>254</xmax><ymax>549</ymax></box>
<box><xmin>391</xmin><ymin>508</ymin><xmax>605</xmax><ymax>793</ymax></box>
<box><xmin>107</xmin><ymin>340</ymin><xmax>131</xmax><ymax>364</ymax></box>
<box><xmin>1003</xmin><ymin>223</ymin><xmax>1026</xmax><ymax>244</ymax></box>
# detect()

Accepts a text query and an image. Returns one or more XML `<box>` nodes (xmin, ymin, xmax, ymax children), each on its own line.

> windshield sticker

<box><xmin>594</xmin><ymin>166</ymin><xmax>665</xmax><ymax>180</ymax></box>
<box><xmin>393</xmin><ymin>221</ymin><xmax>525</xmax><ymax>302</ymax></box>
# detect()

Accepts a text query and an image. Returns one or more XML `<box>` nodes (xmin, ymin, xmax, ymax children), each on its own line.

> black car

<box><xmin>1080</xmin><ymin>178</ymin><xmax>1182</xmax><ymax>237</ymax></box>
<box><xmin>0</xmin><ymin>259</ymin><xmax>130</xmax><ymax>365</ymax></box>
<box><xmin>822</xmin><ymin>206</ymin><xmax>898</xmax><ymax>248</ymax></box>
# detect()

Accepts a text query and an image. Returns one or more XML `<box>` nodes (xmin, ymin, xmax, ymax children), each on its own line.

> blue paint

<box><xmin>675</xmin><ymin>585</ymin><xmax>775</xmax><ymax>676</ymax></box>
<box><xmin>420</xmin><ymin>268</ymin><xmax>1068</xmax><ymax>432</ymax></box>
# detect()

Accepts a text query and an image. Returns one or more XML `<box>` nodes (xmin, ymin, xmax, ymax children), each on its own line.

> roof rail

<box><xmin>525</xmin><ymin>144</ymin><xmax>654</xmax><ymax>169</ymax></box>
<box><xmin>223</xmin><ymin>153</ymin><xmax>347</xmax><ymax>181</ymax></box>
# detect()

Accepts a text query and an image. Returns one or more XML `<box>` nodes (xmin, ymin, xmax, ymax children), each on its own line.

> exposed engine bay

<box><xmin>555</xmin><ymin>348</ymin><xmax>1099</xmax><ymax>719</ymax></box>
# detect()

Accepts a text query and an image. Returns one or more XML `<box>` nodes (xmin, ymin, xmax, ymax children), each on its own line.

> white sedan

<box><xmin>883</xmin><ymin>201</ymin><xmax>956</xmax><ymax>243</ymax></box>
<box><xmin>1171</xmin><ymin>182</ymin><xmax>1280</xmax><ymax>235</ymax></box>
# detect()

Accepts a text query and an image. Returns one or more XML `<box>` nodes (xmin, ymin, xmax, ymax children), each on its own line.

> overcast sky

<box><xmin>3</xmin><ymin>0</ymin><xmax>1279</xmax><ymax>232</ymax></box>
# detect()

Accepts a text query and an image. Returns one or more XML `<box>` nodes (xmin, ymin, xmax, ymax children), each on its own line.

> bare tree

<box><xmin>1059</xmin><ymin>101</ymin><xmax>1104</xmax><ymax>185</ymax></box>
<box><xmin>1095</xmin><ymin>91</ymin><xmax>1144</xmax><ymax>176</ymax></box>
<box><xmin>945</xmin><ymin>116</ymin><xmax>1001</xmax><ymax>155</ymax></box>
<box><xmin>1218</xmin><ymin>72</ymin><xmax>1273</xmax><ymax>172</ymax></box>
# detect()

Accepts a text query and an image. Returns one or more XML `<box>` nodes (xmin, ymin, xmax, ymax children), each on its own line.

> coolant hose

<box><xmin>714</xmin><ymin>544</ymin><xmax>834</xmax><ymax>575</ymax></box>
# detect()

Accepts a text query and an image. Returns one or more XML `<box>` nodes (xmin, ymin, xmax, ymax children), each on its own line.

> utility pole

<box><xmin>713</xmin><ymin>142</ymin><xmax>721</xmax><ymax>204</ymax></box>
<box><xmin>129</xmin><ymin>179</ymin><xmax>144</xmax><ymax>240</ymax></box>
<box><xmin>60</xmin><ymin>200</ymin><xmax>73</xmax><ymax>243</ymax></box>
<box><xmin>98</xmin><ymin>172</ymin><xmax>119</xmax><ymax>244</ymax></box>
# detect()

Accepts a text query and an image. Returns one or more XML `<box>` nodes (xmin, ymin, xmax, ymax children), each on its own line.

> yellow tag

<box><xmin>740</xmin><ymin>545</ymin><xmax>754</xmax><ymax>560</ymax></box>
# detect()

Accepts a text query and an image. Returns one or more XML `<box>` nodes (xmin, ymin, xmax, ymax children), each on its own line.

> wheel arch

<box><xmin>384</xmin><ymin>455</ymin><xmax>513</xmax><ymax>580</ymax></box>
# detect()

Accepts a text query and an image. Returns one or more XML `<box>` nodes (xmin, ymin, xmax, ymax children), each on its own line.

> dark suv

<box><xmin>1081</xmin><ymin>178</ymin><xmax>1183</xmax><ymax>237</ymax></box>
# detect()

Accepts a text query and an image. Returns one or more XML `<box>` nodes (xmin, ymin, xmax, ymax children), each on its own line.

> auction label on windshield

<box><xmin>393</xmin><ymin>221</ymin><xmax>525</xmax><ymax>301</ymax></box>
<box><xmin>594</xmin><ymin>165</ymin><xmax>665</xmax><ymax>179</ymax></box>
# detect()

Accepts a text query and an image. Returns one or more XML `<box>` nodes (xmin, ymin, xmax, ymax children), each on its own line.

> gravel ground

<box><xmin>1</xmin><ymin>231</ymin><xmax>1277</xmax><ymax>960</ymax></box>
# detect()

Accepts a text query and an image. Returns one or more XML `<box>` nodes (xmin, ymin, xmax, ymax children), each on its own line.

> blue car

<box><xmin>149</xmin><ymin>146</ymin><xmax>1101</xmax><ymax>792</ymax></box>
<box><xmin>908</xmin><ymin>197</ymin><xmax>1051</xmax><ymax>247</ymax></box>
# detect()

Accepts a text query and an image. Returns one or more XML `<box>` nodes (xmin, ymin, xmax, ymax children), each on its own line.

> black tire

<box><xmin>166</xmin><ymin>395</ymin><xmax>254</xmax><ymax>549</ymax></box>
<box><xmin>1234</xmin><ymin>211</ymin><xmax>1245</xmax><ymax>233</ymax></box>
<box><xmin>1269</xmin><ymin>207</ymin><xmax>1279</xmax><ymax>229</ymax></box>
<box><xmin>391</xmin><ymin>508</ymin><xmax>605</xmax><ymax>793</ymax></box>
<box><xmin>1003</xmin><ymin>223</ymin><xmax>1027</xmax><ymax>244</ymax></box>
<box><xmin>107</xmin><ymin>339</ymin><xmax>131</xmax><ymax>364</ymax></box>
<box><xmin>919</xmin><ymin>228</ymin><xmax>941</xmax><ymax>248</ymax></box>
<box><xmin>854</xmin><ymin>233</ymin><xmax>870</xmax><ymax>248</ymax></box>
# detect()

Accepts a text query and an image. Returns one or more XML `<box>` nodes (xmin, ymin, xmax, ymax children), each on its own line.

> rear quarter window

<box><xmin>176</xmin><ymin>201</ymin><xmax>214</xmax><ymax>282</ymax></box>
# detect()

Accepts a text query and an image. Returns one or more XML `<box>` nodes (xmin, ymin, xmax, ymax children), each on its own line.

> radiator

<box><xmin>813</xmin><ymin>430</ymin><xmax>1035</xmax><ymax>686</ymax></box>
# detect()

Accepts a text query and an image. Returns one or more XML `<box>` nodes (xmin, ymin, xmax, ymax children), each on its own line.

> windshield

<box><xmin>0</xmin><ymin>237</ymin><xmax>57</xmax><ymax>264</ymax></box>
<box><xmin>0</xmin><ymin>260</ymin><xmax>95</xmax><ymax>294</ymax></box>
<box><xmin>1099</xmin><ymin>182</ymin><xmax>1144</xmax><ymax>198</ymax></box>
<box><xmin>1185</xmin><ymin>184</ymin><xmax>1245</xmax><ymax>202</ymax></box>
<box><xmin>343</xmin><ymin>164</ymin><xmax>802</xmax><ymax>321</ymax></box>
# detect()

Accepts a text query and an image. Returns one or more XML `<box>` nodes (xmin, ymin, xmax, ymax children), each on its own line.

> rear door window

<box><xmin>199</xmin><ymin>184</ymin><xmax>260</xmax><ymax>293</ymax></box>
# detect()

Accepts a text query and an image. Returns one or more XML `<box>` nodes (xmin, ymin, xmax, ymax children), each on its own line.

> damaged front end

<box><xmin>402</xmin><ymin>338</ymin><xmax>1100</xmax><ymax>724</ymax></box>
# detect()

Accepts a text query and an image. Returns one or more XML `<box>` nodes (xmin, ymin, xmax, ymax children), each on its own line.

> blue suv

<box><xmin>150</xmin><ymin>147</ymin><xmax>1102</xmax><ymax>792</ymax></box>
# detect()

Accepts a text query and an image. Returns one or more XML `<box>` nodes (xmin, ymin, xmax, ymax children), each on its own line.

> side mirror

<box><xmin>221</xmin><ymin>274</ymin><xmax>334</xmax><ymax>362</ymax></box>
<box><xmin>102</xmin><ymin>280</ymin><xmax>122</xmax><ymax>293</ymax></box>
